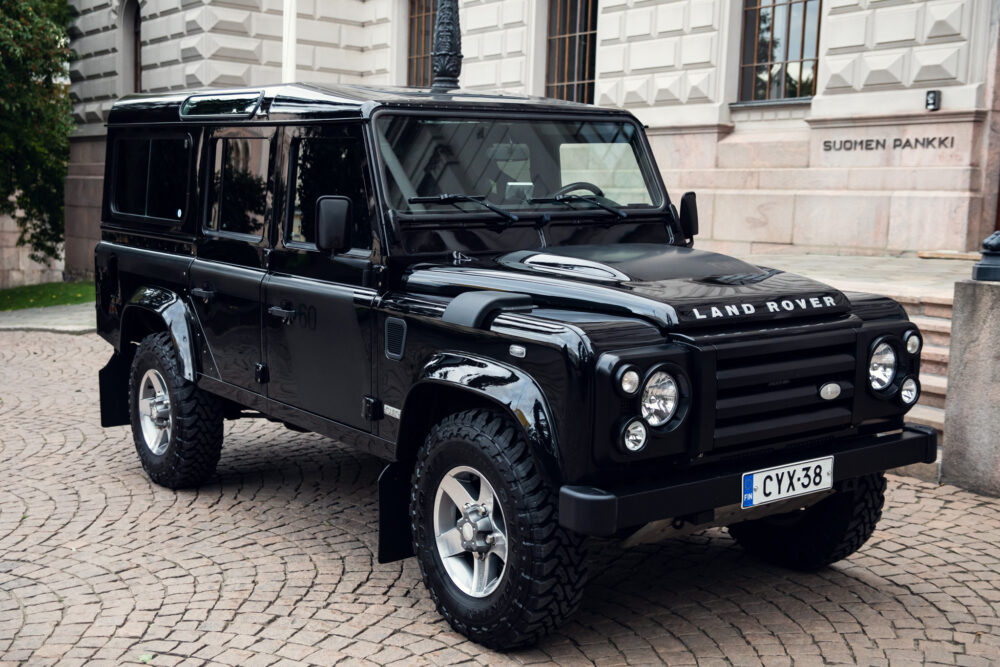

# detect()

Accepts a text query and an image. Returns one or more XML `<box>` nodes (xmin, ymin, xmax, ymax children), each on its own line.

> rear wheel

<box><xmin>728</xmin><ymin>472</ymin><xmax>887</xmax><ymax>571</ymax></box>
<box><xmin>129</xmin><ymin>332</ymin><xmax>224</xmax><ymax>489</ymax></box>
<box><xmin>410</xmin><ymin>409</ymin><xmax>588</xmax><ymax>649</ymax></box>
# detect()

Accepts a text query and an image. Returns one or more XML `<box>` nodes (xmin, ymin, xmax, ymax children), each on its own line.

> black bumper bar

<box><xmin>559</xmin><ymin>424</ymin><xmax>937</xmax><ymax>537</ymax></box>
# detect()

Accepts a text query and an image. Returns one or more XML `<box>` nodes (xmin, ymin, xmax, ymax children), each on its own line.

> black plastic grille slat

<box><xmin>712</xmin><ymin>331</ymin><xmax>857</xmax><ymax>451</ymax></box>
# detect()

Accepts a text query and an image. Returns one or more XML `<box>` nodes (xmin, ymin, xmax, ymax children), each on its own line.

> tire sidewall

<box><xmin>415</xmin><ymin>436</ymin><xmax>525</xmax><ymax>628</ymax></box>
<box><xmin>129</xmin><ymin>339</ymin><xmax>179</xmax><ymax>476</ymax></box>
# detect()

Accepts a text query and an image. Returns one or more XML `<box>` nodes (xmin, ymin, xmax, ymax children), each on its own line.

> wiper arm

<box><xmin>408</xmin><ymin>194</ymin><xmax>519</xmax><ymax>223</ymax></box>
<box><xmin>531</xmin><ymin>194</ymin><xmax>627</xmax><ymax>219</ymax></box>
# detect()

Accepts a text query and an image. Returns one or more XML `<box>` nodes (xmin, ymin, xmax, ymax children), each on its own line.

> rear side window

<box><xmin>206</xmin><ymin>137</ymin><xmax>270</xmax><ymax>239</ymax></box>
<box><xmin>113</xmin><ymin>137</ymin><xmax>191</xmax><ymax>221</ymax></box>
<box><xmin>288</xmin><ymin>132</ymin><xmax>372</xmax><ymax>250</ymax></box>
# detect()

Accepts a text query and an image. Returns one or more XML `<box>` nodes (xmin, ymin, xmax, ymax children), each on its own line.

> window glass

<box><xmin>114</xmin><ymin>139</ymin><xmax>150</xmax><ymax>216</ymax></box>
<box><xmin>289</xmin><ymin>132</ymin><xmax>372</xmax><ymax>250</ymax></box>
<box><xmin>739</xmin><ymin>0</ymin><xmax>821</xmax><ymax>102</ymax></box>
<box><xmin>113</xmin><ymin>137</ymin><xmax>189</xmax><ymax>220</ymax></box>
<box><xmin>207</xmin><ymin>137</ymin><xmax>270</xmax><ymax>237</ymax></box>
<box><xmin>408</xmin><ymin>0</ymin><xmax>436</xmax><ymax>86</ymax></box>
<box><xmin>546</xmin><ymin>0</ymin><xmax>599</xmax><ymax>103</ymax></box>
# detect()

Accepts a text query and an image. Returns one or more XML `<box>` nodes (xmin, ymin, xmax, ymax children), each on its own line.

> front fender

<box><xmin>403</xmin><ymin>352</ymin><xmax>560</xmax><ymax>469</ymax></box>
<box><xmin>121</xmin><ymin>287</ymin><xmax>197</xmax><ymax>382</ymax></box>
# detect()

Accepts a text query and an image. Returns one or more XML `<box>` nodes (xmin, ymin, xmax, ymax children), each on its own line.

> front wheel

<box><xmin>410</xmin><ymin>409</ymin><xmax>588</xmax><ymax>650</ymax></box>
<box><xmin>728</xmin><ymin>472</ymin><xmax>888</xmax><ymax>571</ymax></box>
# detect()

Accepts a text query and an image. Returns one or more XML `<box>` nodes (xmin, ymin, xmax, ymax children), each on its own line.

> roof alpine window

<box><xmin>180</xmin><ymin>91</ymin><xmax>263</xmax><ymax>119</ymax></box>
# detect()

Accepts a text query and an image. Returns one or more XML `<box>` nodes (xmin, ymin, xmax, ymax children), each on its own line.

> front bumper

<box><xmin>559</xmin><ymin>423</ymin><xmax>937</xmax><ymax>537</ymax></box>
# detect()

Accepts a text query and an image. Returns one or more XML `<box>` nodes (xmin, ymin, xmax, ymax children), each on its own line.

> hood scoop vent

<box><xmin>513</xmin><ymin>253</ymin><xmax>631</xmax><ymax>283</ymax></box>
<box><xmin>699</xmin><ymin>268</ymin><xmax>783</xmax><ymax>286</ymax></box>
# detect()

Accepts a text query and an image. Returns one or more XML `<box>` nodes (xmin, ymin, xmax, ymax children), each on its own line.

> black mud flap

<box><xmin>378</xmin><ymin>461</ymin><xmax>416</xmax><ymax>563</ymax></box>
<box><xmin>99</xmin><ymin>352</ymin><xmax>131</xmax><ymax>427</ymax></box>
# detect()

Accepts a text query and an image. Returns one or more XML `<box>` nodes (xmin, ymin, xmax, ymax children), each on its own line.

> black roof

<box><xmin>107</xmin><ymin>83</ymin><xmax>633</xmax><ymax>125</ymax></box>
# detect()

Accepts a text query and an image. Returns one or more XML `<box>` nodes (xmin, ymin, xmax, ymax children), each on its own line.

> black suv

<box><xmin>95</xmin><ymin>84</ymin><xmax>935</xmax><ymax>649</ymax></box>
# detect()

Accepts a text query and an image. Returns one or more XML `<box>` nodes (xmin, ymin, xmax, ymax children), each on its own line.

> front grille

<box><xmin>711</xmin><ymin>329</ymin><xmax>856</xmax><ymax>451</ymax></box>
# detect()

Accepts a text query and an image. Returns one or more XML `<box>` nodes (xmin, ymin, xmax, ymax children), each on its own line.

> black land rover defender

<box><xmin>95</xmin><ymin>84</ymin><xmax>936</xmax><ymax>649</ymax></box>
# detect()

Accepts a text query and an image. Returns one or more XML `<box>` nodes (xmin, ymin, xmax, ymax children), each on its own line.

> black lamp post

<box><xmin>973</xmin><ymin>232</ymin><xmax>1000</xmax><ymax>281</ymax></box>
<box><xmin>430</xmin><ymin>0</ymin><xmax>462</xmax><ymax>92</ymax></box>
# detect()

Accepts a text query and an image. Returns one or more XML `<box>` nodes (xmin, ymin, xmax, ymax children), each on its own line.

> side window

<box><xmin>288</xmin><ymin>130</ymin><xmax>372</xmax><ymax>251</ymax></box>
<box><xmin>206</xmin><ymin>137</ymin><xmax>270</xmax><ymax>238</ymax></box>
<box><xmin>113</xmin><ymin>136</ymin><xmax>190</xmax><ymax>221</ymax></box>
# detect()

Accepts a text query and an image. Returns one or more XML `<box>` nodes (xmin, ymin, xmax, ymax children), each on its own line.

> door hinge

<box><xmin>255</xmin><ymin>362</ymin><xmax>269</xmax><ymax>384</ymax></box>
<box><xmin>363</xmin><ymin>395</ymin><xmax>383</xmax><ymax>421</ymax></box>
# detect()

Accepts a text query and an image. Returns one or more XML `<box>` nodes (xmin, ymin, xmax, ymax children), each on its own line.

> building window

<box><xmin>408</xmin><ymin>0</ymin><xmax>436</xmax><ymax>87</ymax></box>
<box><xmin>121</xmin><ymin>0</ymin><xmax>141</xmax><ymax>94</ymax></box>
<box><xmin>739</xmin><ymin>0</ymin><xmax>820</xmax><ymax>102</ymax></box>
<box><xmin>546</xmin><ymin>0</ymin><xmax>598</xmax><ymax>103</ymax></box>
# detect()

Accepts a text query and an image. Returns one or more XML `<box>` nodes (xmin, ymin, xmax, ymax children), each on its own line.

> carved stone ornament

<box><xmin>430</xmin><ymin>0</ymin><xmax>462</xmax><ymax>92</ymax></box>
<box><xmin>972</xmin><ymin>231</ymin><xmax>1000</xmax><ymax>281</ymax></box>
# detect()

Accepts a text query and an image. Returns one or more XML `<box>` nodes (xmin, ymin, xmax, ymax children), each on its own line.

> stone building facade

<box><xmin>57</xmin><ymin>0</ymin><xmax>1000</xmax><ymax>279</ymax></box>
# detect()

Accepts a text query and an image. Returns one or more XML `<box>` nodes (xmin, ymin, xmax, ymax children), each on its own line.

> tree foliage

<box><xmin>0</xmin><ymin>0</ymin><xmax>74</xmax><ymax>263</ymax></box>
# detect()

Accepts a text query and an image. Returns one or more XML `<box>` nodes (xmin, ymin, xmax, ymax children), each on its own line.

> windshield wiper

<box><xmin>408</xmin><ymin>194</ymin><xmax>519</xmax><ymax>223</ymax></box>
<box><xmin>530</xmin><ymin>194</ymin><xmax>627</xmax><ymax>220</ymax></box>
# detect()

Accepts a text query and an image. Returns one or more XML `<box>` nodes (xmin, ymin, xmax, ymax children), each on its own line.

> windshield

<box><xmin>375</xmin><ymin>115</ymin><xmax>663</xmax><ymax>215</ymax></box>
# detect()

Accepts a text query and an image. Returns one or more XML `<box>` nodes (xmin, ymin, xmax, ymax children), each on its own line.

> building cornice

<box><xmin>645</xmin><ymin>123</ymin><xmax>735</xmax><ymax>137</ymax></box>
<box><xmin>806</xmin><ymin>110</ymin><xmax>987</xmax><ymax>128</ymax></box>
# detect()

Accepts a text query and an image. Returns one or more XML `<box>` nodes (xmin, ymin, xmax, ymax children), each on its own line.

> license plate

<box><xmin>741</xmin><ymin>456</ymin><xmax>833</xmax><ymax>509</ymax></box>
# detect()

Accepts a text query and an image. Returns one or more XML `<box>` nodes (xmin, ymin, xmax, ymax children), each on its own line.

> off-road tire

<box><xmin>129</xmin><ymin>332</ymin><xmax>224</xmax><ymax>489</ymax></box>
<box><xmin>728</xmin><ymin>472</ymin><xmax>887</xmax><ymax>571</ymax></box>
<box><xmin>410</xmin><ymin>409</ymin><xmax>588</xmax><ymax>650</ymax></box>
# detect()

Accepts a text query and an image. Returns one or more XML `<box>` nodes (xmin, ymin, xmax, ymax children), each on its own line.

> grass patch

<box><xmin>0</xmin><ymin>281</ymin><xmax>95</xmax><ymax>311</ymax></box>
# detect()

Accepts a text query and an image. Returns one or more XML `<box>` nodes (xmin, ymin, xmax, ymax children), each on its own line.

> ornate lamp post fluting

<box><xmin>430</xmin><ymin>0</ymin><xmax>462</xmax><ymax>92</ymax></box>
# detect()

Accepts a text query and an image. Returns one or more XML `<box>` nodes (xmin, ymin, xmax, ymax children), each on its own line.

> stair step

<box><xmin>908</xmin><ymin>315</ymin><xmax>952</xmax><ymax>347</ymax></box>
<box><xmin>918</xmin><ymin>373</ymin><xmax>947</xmax><ymax>409</ymax></box>
<box><xmin>897</xmin><ymin>295</ymin><xmax>953</xmax><ymax>320</ymax></box>
<box><xmin>908</xmin><ymin>404</ymin><xmax>945</xmax><ymax>436</ymax></box>
<box><xmin>920</xmin><ymin>344</ymin><xmax>950</xmax><ymax>377</ymax></box>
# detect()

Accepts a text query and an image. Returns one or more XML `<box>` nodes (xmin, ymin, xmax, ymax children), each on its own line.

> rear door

<box><xmin>189</xmin><ymin>126</ymin><xmax>276</xmax><ymax>393</ymax></box>
<box><xmin>263</xmin><ymin>122</ymin><xmax>377</xmax><ymax>430</ymax></box>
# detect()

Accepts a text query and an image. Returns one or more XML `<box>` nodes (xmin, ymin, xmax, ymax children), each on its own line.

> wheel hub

<box><xmin>456</xmin><ymin>503</ymin><xmax>494</xmax><ymax>555</ymax></box>
<box><xmin>138</xmin><ymin>368</ymin><xmax>172</xmax><ymax>456</ymax></box>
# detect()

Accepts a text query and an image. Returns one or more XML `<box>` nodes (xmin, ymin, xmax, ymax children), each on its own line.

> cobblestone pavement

<box><xmin>1</xmin><ymin>332</ymin><xmax>999</xmax><ymax>667</ymax></box>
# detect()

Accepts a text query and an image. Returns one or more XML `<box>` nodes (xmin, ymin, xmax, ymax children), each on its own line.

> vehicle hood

<box><xmin>404</xmin><ymin>244</ymin><xmax>850</xmax><ymax>330</ymax></box>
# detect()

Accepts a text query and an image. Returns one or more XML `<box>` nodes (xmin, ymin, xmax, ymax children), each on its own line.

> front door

<box><xmin>263</xmin><ymin>123</ymin><xmax>377</xmax><ymax>430</ymax></box>
<box><xmin>190</xmin><ymin>126</ymin><xmax>275</xmax><ymax>393</ymax></box>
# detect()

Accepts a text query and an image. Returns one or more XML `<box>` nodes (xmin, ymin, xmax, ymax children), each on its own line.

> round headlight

<box><xmin>869</xmin><ymin>342</ymin><xmax>897</xmax><ymax>391</ymax></box>
<box><xmin>620</xmin><ymin>368</ymin><xmax>641</xmax><ymax>395</ymax></box>
<box><xmin>641</xmin><ymin>371</ymin><xmax>679</xmax><ymax>427</ymax></box>
<box><xmin>905</xmin><ymin>331</ymin><xmax>921</xmax><ymax>355</ymax></box>
<box><xmin>900</xmin><ymin>377</ymin><xmax>919</xmax><ymax>404</ymax></box>
<box><xmin>623</xmin><ymin>420</ymin><xmax>647</xmax><ymax>452</ymax></box>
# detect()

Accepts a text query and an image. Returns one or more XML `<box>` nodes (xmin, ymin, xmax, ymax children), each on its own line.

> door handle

<box><xmin>268</xmin><ymin>305</ymin><xmax>296</xmax><ymax>322</ymax></box>
<box><xmin>190</xmin><ymin>287</ymin><xmax>215</xmax><ymax>301</ymax></box>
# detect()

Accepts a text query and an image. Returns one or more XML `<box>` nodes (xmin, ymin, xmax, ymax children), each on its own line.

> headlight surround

<box><xmin>641</xmin><ymin>371</ymin><xmax>679</xmax><ymax>426</ymax></box>
<box><xmin>868</xmin><ymin>341</ymin><xmax>897</xmax><ymax>391</ymax></box>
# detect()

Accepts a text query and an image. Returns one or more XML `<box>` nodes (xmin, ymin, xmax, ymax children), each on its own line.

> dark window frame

<box><xmin>202</xmin><ymin>135</ymin><xmax>271</xmax><ymax>243</ymax></box>
<box><xmin>546</xmin><ymin>0</ymin><xmax>599</xmax><ymax>104</ymax></box>
<box><xmin>738</xmin><ymin>0</ymin><xmax>822</xmax><ymax>102</ymax></box>
<box><xmin>407</xmin><ymin>0</ymin><xmax>436</xmax><ymax>87</ymax></box>
<box><xmin>110</xmin><ymin>133</ymin><xmax>193</xmax><ymax>225</ymax></box>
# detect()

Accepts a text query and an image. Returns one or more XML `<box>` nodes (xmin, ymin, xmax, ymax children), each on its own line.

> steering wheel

<box><xmin>551</xmin><ymin>181</ymin><xmax>604</xmax><ymax>198</ymax></box>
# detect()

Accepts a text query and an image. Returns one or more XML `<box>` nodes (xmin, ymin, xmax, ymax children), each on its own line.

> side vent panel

<box><xmin>385</xmin><ymin>318</ymin><xmax>407</xmax><ymax>361</ymax></box>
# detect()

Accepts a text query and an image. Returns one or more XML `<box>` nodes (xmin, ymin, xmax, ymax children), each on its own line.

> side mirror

<box><xmin>316</xmin><ymin>196</ymin><xmax>351</xmax><ymax>253</ymax></box>
<box><xmin>679</xmin><ymin>191</ymin><xmax>698</xmax><ymax>244</ymax></box>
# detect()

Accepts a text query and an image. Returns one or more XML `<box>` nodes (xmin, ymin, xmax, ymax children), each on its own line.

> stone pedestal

<box><xmin>941</xmin><ymin>280</ymin><xmax>1000</xmax><ymax>496</ymax></box>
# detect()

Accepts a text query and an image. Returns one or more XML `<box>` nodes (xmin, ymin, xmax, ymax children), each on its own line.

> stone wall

<box><xmin>0</xmin><ymin>215</ymin><xmax>64</xmax><ymax>290</ymax></box>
